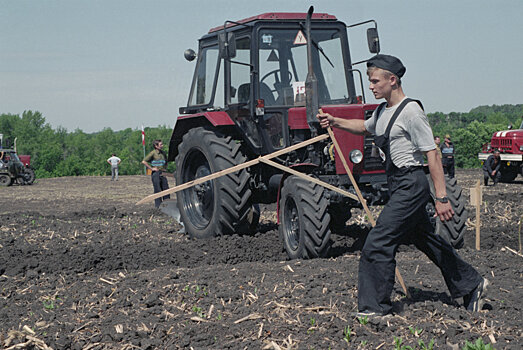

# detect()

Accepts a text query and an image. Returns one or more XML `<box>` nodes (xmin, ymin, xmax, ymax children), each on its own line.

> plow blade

<box><xmin>158</xmin><ymin>198</ymin><xmax>185</xmax><ymax>233</ymax></box>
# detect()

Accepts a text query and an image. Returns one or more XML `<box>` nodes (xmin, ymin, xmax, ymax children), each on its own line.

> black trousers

<box><xmin>151</xmin><ymin>171</ymin><xmax>170</xmax><ymax>208</ymax></box>
<box><xmin>483</xmin><ymin>169</ymin><xmax>500</xmax><ymax>185</ymax></box>
<box><xmin>442</xmin><ymin>159</ymin><xmax>455</xmax><ymax>178</ymax></box>
<box><xmin>358</xmin><ymin>167</ymin><xmax>481</xmax><ymax>314</ymax></box>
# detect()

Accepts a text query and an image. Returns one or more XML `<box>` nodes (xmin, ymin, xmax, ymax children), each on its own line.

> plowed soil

<box><xmin>1</xmin><ymin>169</ymin><xmax>522</xmax><ymax>350</ymax></box>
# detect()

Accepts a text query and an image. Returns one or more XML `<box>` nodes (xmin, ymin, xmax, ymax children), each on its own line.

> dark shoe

<box><xmin>463</xmin><ymin>278</ymin><xmax>489</xmax><ymax>312</ymax></box>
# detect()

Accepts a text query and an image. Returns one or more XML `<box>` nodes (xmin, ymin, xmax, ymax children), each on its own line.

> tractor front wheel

<box><xmin>426</xmin><ymin>175</ymin><xmax>467</xmax><ymax>249</ymax></box>
<box><xmin>500</xmin><ymin>167</ymin><xmax>518</xmax><ymax>183</ymax></box>
<box><xmin>279</xmin><ymin>175</ymin><xmax>331</xmax><ymax>259</ymax></box>
<box><xmin>175</xmin><ymin>127</ymin><xmax>257</xmax><ymax>239</ymax></box>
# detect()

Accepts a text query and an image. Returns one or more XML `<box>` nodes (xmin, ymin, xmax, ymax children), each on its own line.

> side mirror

<box><xmin>367</xmin><ymin>28</ymin><xmax>380</xmax><ymax>54</ymax></box>
<box><xmin>219</xmin><ymin>32</ymin><xmax>236</xmax><ymax>59</ymax></box>
<box><xmin>184</xmin><ymin>49</ymin><xmax>197</xmax><ymax>62</ymax></box>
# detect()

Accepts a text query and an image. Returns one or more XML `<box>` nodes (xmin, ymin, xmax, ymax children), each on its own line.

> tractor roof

<box><xmin>208</xmin><ymin>12</ymin><xmax>337</xmax><ymax>33</ymax></box>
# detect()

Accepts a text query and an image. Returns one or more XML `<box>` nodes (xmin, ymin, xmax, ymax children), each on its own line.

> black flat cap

<box><xmin>367</xmin><ymin>54</ymin><xmax>406</xmax><ymax>78</ymax></box>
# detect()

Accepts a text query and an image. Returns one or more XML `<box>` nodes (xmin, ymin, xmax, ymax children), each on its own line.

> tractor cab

<box><xmin>173</xmin><ymin>12</ymin><xmax>379</xmax><ymax>159</ymax></box>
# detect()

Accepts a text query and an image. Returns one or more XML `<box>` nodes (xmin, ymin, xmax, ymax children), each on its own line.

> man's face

<box><xmin>155</xmin><ymin>142</ymin><xmax>163</xmax><ymax>150</ymax></box>
<box><xmin>494</xmin><ymin>152</ymin><xmax>500</xmax><ymax>159</ymax></box>
<box><xmin>434</xmin><ymin>137</ymin><xmax>440</xmax><ymax>145</ymax></box>
<box><xmin>368</xmin><ymin>69</ymin><xmax>393</xmax><ymax>100</ymax></box>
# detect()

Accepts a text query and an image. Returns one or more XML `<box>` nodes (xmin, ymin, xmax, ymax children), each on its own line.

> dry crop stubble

<box><xmin>0</xmin><ymin>169</ymin><xmax>521</xmax><ymax>349</ymax></box>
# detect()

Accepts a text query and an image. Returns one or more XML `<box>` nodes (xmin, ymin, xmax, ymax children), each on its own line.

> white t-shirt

<box><xmin>364</xmin><ymin>97</ymin><xmax>436</xmax><ymax>168</ymax></box>
<box><xmin>107</xmin><ymin>156</ymin><xmax>121</xmax><ymax>167</ymax></box>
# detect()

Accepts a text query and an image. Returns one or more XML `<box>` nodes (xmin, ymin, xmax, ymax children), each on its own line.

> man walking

<box><xmin>317</xmin><ymin>54</ymin><xmax>487</xmax><ymax>316</ymax></box>
<box><xmin>107</xmin><ymin>153</ymin><xmax>121</xmax><ymax>181</ymax></box>
<box><xmin>142</xmin><ymin>139</ymin><xmax>170</xmax><ymax>208</ymax></box>
<box><xmin>483</xmin><ymin>149</ymin><xmax>501</xmax><ymax>186</ymax></box>
<box><xmin>440</xmin><ymin>134</ymin><xmax>455</xmax><ymax>178</ymax></box>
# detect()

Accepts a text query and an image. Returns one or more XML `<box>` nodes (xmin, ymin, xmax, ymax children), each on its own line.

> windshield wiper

<box><xmin>299</xmin><ymin>23</ymin><xmax>335</xmax><ymax>68</ymax></box>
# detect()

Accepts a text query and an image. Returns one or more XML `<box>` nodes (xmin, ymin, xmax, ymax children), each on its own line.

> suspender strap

<box><xmin>378</xmin><ymin>98</ymin><xmax>424</xmax><ymax>139</ymax></box>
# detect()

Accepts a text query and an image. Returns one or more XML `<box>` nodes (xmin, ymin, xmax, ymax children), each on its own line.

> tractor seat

<box><xmin>237</xmin><ymin>83</ymin><xmax>276</xmax><ymax>106</ymax></box>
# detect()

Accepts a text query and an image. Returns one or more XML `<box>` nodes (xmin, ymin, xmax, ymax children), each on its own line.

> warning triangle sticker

<box><xmin>294</xmin><ymin>30</ymin><xmax>307</xmax><ymax>45</ymax></box>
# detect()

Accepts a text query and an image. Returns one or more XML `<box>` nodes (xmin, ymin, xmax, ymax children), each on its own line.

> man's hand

<box><xmin>492</xmin><ymin>170</ymin><xmax>496</xmax><ymax>175</ymax></box>
<box><xmin>316</xmin><ymin>110</ymin><xmax>333</xmax><ymax>129</ymax></box>
<box><xmin>435</xmin><ymin>201</ymin><xmax>454</xmax><ymax>222</ymax></box>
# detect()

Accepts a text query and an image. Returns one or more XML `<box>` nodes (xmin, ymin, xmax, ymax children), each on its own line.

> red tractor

<box><xmin>478</xmin><ymin>118</ymin><xmax>523</xmax><ymax>182</ymax></box>
<box><xmin>168</xmin><ymin>8</ymin><xmax>467</xmax><ymax>258</ymax></box>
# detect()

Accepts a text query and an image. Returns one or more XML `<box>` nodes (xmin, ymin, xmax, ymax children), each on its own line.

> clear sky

<box><xmin>1</xmin><ymin>0</ymin><xmax>522</xmax><ymax>133</ymax></box>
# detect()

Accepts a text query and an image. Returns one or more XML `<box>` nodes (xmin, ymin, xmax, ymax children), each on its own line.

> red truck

<box><xmin>478</xmin><ymin>118</ymin><xmax>523</xmax><ymax>182</ymax></box>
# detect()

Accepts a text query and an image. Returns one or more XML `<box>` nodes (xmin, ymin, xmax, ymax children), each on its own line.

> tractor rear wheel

<box><xmin>175</xmin><ymin>127</ymin><xmax>257</xmax><ymax>239</ymax></box>
<box><xmin>426</xmin><ymin>175</ymin><xmax>466</xmax><ymax>249</ymax></box>
<box><xmin>0</xmin><ymin>174</ymin><xmax>12</xmax><ymax>186</ymax></box>
<box><xmin>279</xmin><ymin>175</ymin><xmax>331</xmax><ymax>259</ymax></box>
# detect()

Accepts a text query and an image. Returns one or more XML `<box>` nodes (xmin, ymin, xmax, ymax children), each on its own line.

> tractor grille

<box><xmin>363</xmin><ymin>109</ymin><xmax>385</xmax><ymax>171</ymax></box>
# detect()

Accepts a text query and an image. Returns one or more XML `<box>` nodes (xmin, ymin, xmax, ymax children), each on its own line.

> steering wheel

<box><xmin>260</xmin><ymin>69</ymin><xmax>293</xmax><ymax>92</ymax></box>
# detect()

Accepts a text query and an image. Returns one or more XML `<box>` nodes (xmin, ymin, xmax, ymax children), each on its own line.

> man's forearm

<box><xmin>426</xmin><ymin>150</ymin><xmax>447</xmax><ymax>197</ymax></box>
<box><xmin>330</xmin><ymin>118</ymin><xmax>367</xmax><ymax>135</ymax></box>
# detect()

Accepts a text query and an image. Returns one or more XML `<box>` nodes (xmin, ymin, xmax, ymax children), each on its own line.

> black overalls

<box><xmin>357</xmin><ymin>99</ymin><xmax>482</xmax><ymax>315</ymax></box>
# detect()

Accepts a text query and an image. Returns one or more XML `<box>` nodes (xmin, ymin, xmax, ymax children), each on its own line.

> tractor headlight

<box><xmin>350</xmin><ymin>149</ymin><xmax>363</xmax><ymax>164</ymax></box>
<box><xmin>520</xmin><ymin>145</ymin><xmax>523</xmax><ymax>151</ymax></box>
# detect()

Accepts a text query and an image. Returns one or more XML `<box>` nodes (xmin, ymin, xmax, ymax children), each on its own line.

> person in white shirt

<box><xmin>107</xmin><ymin>154</ymin><xmax>121</xmax><ymax>181</ymax></box>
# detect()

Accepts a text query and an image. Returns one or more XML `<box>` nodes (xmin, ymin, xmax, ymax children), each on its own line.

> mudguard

<box><xmin>168</xmin><ymin>111</ymin><xmax>235</xmax><ymax>161</ymax></box>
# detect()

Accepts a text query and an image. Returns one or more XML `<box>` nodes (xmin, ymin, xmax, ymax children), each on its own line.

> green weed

<box><xmin>418</xmin><ymin>338</ymin><xmax>435</xmax><ymax>350</ymax></box>
<box><xmin>394</xmin><ymin>336</ymin><xmax>413</xmax><ymax>350</ymax></box>
<box><xmin>343</xmin><ymin>325</ymin><xmax>352</xmax><ymax>343</ymax></box>
<box><xmin>43</xmin><ymin>299</ymin><xmax>55</xmax><ymax>310</ymax></box>
<box><xmin>191</xmin><ymin>306</ymin><xmax>204</xmax><ymax>318</ymax></box>
<box><xmin>408</xmin><ymin>325</ymin><xmax>423</xmax><ymax>336</ymax></box>
<box><xmin>358</xmin><ymin>315</ymin><xmax>368</xmax><ymax>325</ymax></box>
<box><xmin>462</xmin><ymin>338</ymin><xmax>495</xmax><ymax>350</ymax></box>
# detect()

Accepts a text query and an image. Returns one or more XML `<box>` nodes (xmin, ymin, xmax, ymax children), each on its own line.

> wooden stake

<box><xmin>475</xmin><ymin>180</ymin><xmax>481</xmax><ymax>250</ymax></box>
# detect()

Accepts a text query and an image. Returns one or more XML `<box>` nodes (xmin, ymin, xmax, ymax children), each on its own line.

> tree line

<box><xmin>1</xmin><ymin>104</ymin><xmax>521</xmax><ymax>178</ymax></box>
<box><xmin>0</xmin><ymin>111</ymin><xmax>174</xmax><ymax>178</ymax></box>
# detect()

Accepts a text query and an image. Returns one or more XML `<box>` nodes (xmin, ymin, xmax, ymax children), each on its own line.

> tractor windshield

<box><xmin>258</xmin><ymin>28</ymin><xmax>349</xmax><ymax>107</ymax></box>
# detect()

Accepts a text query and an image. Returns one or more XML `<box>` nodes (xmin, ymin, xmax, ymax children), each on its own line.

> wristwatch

<box><xmin>435</xmin><ymin>196</ymin><xmax>449</xmax><ymax>203</ymax></box>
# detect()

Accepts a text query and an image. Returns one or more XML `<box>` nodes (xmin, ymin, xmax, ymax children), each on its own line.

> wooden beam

<box><xmin>136</xmin><ymin>134</ymin><xmax>329</xmax><ymax>205</ymax></box>
<box><xmin>259</xmin><ymin>158</ymin><xmax>359</xmax><ymax>201</ymax></box>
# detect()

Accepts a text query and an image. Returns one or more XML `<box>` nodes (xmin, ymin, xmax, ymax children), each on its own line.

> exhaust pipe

<box><xmin>305</xmin><ymin>6</ymin><xmax>319</xmax><ymax>135</ymax></box>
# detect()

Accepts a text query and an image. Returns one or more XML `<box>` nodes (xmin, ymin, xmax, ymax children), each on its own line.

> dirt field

<box><xmin>1</xmin><ymin>169</ymin><xmax>522</xmax><ymax>350</ymax></box>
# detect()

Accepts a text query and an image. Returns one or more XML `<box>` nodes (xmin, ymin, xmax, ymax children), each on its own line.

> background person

<box><xmin>483</xmin><ymin>149</ymin><xmax>501</xmax><ymax>186</ymax></box>
<box><xmin>317</xmin><ymin>54</ymin><xmax>487</xmax><ymax>317</ymax></box>
<box><xmin>440</xmin><ymin>134</ymin><xmax>455</xmax><ymax>178</ymax></box>
<box><xmin>434</xmin><ymin>136</ymin><xmax>442</xmax><ymax>159</ymax></box>
<box><xmin>107</xmin><ymin>153</ymin><xmax>121</xmax><ymax>181</ymax></box>
<box><xmin>142</xmin><ymin>139</ymin><xmax>170</xmax><ymax>208</ymax></box>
